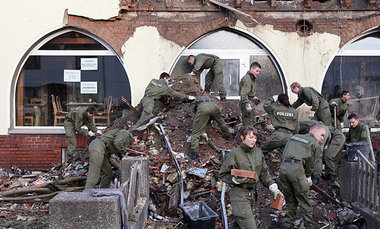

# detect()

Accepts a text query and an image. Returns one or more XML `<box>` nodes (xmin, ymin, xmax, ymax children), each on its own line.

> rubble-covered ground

<box><xmin>0</xmin><ymin>74</ymin><xmax>369</xmax><ymax>228</ymax></box>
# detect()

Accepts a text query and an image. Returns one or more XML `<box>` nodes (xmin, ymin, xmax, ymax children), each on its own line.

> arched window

<box><xmin>15</xmin><ymin>29</ymin><xmax>131</xmax><ymax>127</ymax></box>
<box><xmin>322</xmin><ymin>31</ymin><xmax>380</xmax><ymax>126</ymax></box>
<box><xmin>170</xmin><ymin>28</ymin><xmax>285</xmax><ymax>99</ymax></box>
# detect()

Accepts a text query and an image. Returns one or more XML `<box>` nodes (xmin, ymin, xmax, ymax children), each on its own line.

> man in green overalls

<box><xmin>239</xmin><ymin>62</ymin><xmax>262</xmax><ymax>126</ymax></box>
<box><xmin>280</xmin><ymin>124</ymin><xmax>326</xmax><ymax>229</ymax></box>
<box><xmin>85</xmin><ymin>128</ymin><xmax>138</xmax><ymax>189</ymax></box>
<box><xmin>187</xmin><ymin>54</ymin><xmax>227</xmax><ymax>100</ymax></box>
<box><xmin>219</xmin><ymin>126</ymin><xmax>283</xmax><ymax>229</ymax></box>
<box><xmin>64</xmin><ymin>106</ymin><xmax>101</xmax><ymax>161</ymax></box>
<box><xmin>290</xmin><ymin>82</ymin><xmax>332</xmax><ymax>126</ymax></box>
<box><xmin>329</xmin><ymin>91</ymin><xmax>350</xmax><ymax>130</ymax></box>
<box><xmin>261</xmin><ymin>94</ymin><xmax>299</xmax><ymax>155</ymax></box>
<box><xmin>138</xmin><ymin>72</ymin><xmax>195</xmax><ymax>123</ymax></box>
<box><xmin>189</xmin><ymin>94</ymin><xmax>233</xmax><ymax>161</ymax></box>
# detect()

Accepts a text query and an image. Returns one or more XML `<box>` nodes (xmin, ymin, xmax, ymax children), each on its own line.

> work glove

<box><xmin>330</xmin><ymin>101</ymin><xmax>338</xmax><ymax>106</ymax></box>
<box><xmin>189</xmin><ymin>72</ymin><xmax>195</xmax><ymax>76</ymax></box>
<box><xmin>340</xmin><ymin>122</ymin><xmax>344</xmax><ymax>129</ymax></box>
<box><xmin>232</xmin><ymin>176</ymin><xmax>255</xmax><ymax>184</ymax></box>
<box><xmin>96</xmin><ymin>130</ymin><xmax>102</xmax><ymax>135</ymax></box>
<box><xmin>188</xmin><ymin>95</ymin><xmax>196</xmax><ymax>100</ymax></box>
<box><xmin>309</xmin><ymin>111</ymin><xmax>315</xmax><ymax>117</ymax></box>
<box><xmin>307</xmin><ymin>177</ymin><xmax>313</xmax><ymax>186</ymax></box>
<box><xmin>269</xmin><ymin>183</ymin><xmax>284</xmax><ymax>199</ymax></box>
<box><xmin>88</xmin><ymin>131</ymin><xmax>95</xmax><ymax>137</ymax></box>
<box><xmin>253</xmin><ymin>97</ymin><xmax>261</xmax><ymax>105</ymax></box>
<box><xmin>245</xmin><ymin>103</ymin><xmax>253</xmax><ymax>112</ymax></box>
<box><xmin>201</xmin><ymin>133</ymin><xmax>209</xmax><ymax>142</ymax></box>
<box><xmin>272</xmin><ymin>95</ymin><xmax>278</xmax><ymax>102</ymax></box>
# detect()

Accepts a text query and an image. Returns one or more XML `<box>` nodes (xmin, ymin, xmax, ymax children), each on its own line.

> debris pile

<box><xmin>0</xmin><ymin>74</ymin><xmax>368</xmax><ymax>228</ymax></box>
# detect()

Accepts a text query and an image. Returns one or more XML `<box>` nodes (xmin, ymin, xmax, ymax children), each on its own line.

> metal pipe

<box><xmin>221</xmin><ymin>149</ymin><xmax>229</xmax><ymax>229</ymax></box>
<box><xmin>154</xmin><ymin>123</ymin><xmax>184</xmax><ymax>205</ymax></box>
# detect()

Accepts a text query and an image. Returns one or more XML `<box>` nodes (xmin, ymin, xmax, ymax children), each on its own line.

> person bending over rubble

<box><xmin>64</xmin><ymin>106</ymin><xmax>102</xmax><ymax>161</ymax></box>
<box><xmin>188</xmin><ymin>93</ymin><xmax>234</xmax><ymax>161</ymax></box>
<box><xmin>239</xmin><ymin>62</ymin><xmax>262</xmax><ymax>126</ymax></box>
<box><xmin>219</xmin><ymin>125</ymin><xmax>283</xmax><ymax>229</ymax></box>
<box><xmin>290</xmin><ymin>82</ymin><xmax>332</xmax><ymax>126</ymax></box>
<box><xmin>329</xmin><ymin>90</ymin><xmax>350</xmax><ymax>130</ymax></box>
<box><xmin>85</xmin><ymin>128</ymin><xmax>138</xmax><ymax>189</ymax></box>
<box><xmin>298</xmin><ymin>120</ymin><xmax>345</xmax><ymax>185</ymax></box>
<box><xmin>137</xmin><ymin>72</ymin><xmax>195</xmax><ymax>123</ymax></box>
<box><xmin>279</xmin><ymin>124</ymin><xmax>326</xmax><ymax>229</ymax></box>
<box><xmin>187</xmin><ymin>54</ymin><xmax>227</xmax><ymax>101</ymax></box>
<box><xmin>261</xmin><ymin>94</ymin><xmax>299</xmax><ymax>156</ymax></box>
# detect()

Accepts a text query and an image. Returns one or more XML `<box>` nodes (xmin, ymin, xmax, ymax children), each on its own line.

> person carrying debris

<box><xmin>138</xmin><ymin>72</ymin><xmax>196</xmax><ymax>123</ymax></box>
<box><xmin>187</xmin><ymin>54</ymin><xmax>227</xmax><ymax>100</ymax></box>
<box><xmin>189</xmin><ymin>94</ymin><xmax>234</xmax><ymax>161</ymax></box>
<box><xmin>329</xmin><ymin>90</ymin><xmax>350</xmax><ymax>130</ymax></box>
<box><xmin>346</xmin><ymin>113</ymin><xmax>368</xmax><ymax>143</ymax></box>
<box><xmin>219</xmin><ymin>125</ymin><xmax>283</xmax><ymax>229</ymax></box>
<box><xmin>85</xmin><ymin>128</ymin><xmax>138</xmax><ymax>189</ymax></box>
<box><xmin>279</xmin><ymin>124</ymin><xmax>326</xmax><ymax>229</ymax></box>
<box><xmin>261</xmin><ymin>94</ymin><xmax>299</xmax><ymax>156</ymax></box>
<box><xmin>64</xmin><ymin>106</ymin><xmax>102</xmax><ymax>161</ymax></box>
<box><xmin>239</xmin><ymin>62</ymin><xmax>262</xmax><ymax>126</ymax></box>
<box><xmin>290</xmin><ymin>82</ymin><xmax>332</xmax><ymax>126</ymax></box>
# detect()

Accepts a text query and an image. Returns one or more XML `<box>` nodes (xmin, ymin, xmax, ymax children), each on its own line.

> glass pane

<box><xmin>344</xmin><ymin>32</ymin><xmax>380</xmax><ymax>51</ymax></box>
<box><xmin>322</xmin><ymin>56</ymin><xmax>380</xmax><ymax>126</ymax></box>
<box><xmin>189</xmin><ymin>30</ymin><xmax>263</xmax><ymax>50</ymax></box>
<box><xmin>40</xmin><ymin>32</ymin><xmax>106</xmax><ymax>50</ymax></box>
<box><xmin>16</xmin><ymin>56</ymin><xmax>131</xmax><ymax>126</ymax></box>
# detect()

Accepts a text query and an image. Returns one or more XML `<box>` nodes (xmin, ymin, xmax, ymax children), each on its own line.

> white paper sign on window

<box><xmin>81</xmin><ymin>82</ymin><xmax>98</xmax><ymax>94</ymax></box>
<box><xmin>81</xmin><ymin>58</ymin><xmax>98</xmax><ymax>70</ymax></box>
<box><xmin>64</xmin><ymin>70</ymin><xmax>81</xmax><ymax>82</ymax></box>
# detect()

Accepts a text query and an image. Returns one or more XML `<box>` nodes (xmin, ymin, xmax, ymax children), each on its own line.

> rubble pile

<box><xmin>0</xmin><ymin>74</ymin><xmax>368</xmax><ymax>228</ymax></box>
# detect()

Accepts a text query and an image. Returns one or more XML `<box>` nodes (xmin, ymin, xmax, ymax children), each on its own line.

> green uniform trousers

<box><xmin>63</xmin><ymin>120</ymin><xmax>77</xmax><ymax>158</ymax></box>
<box><xmin>315</xmin><ymin>101</ymin><xmax>332</xmax><ymax>127</ymax></box>
<box><xmin>204</xmin><ymin>61</ymin><xmax>226</xmax><ymax>98</ymax></box>
<box><xmin>138</xmin><ymin>96</ymin><xmax>165</xmax><ymax>123</ymax></box>
<box><xmin>280</xmin><ymin>163</ymin><xmax>313</xmax><ymax>229</ymax></box>
<box><xmin>230</xmin><ymin>186</ymin><xmax>257</xmax><ymax>229</ymax></box>
<box><xmin>239</xmin><ymin>100</ymin><xmax>256</xmax><ymax>127</ymax></box>
<box><xmin>85</xmin><ymin>139</ymin><xmax>113</xmax><ymax>189</ymax></box>
<box><xmin>191</xmin><ymin>103</ymin><xmax>228</xmax><ymax>152</ymax></box>
<box><xmin>261</xmin><ymin>129</ymin><xmax>293</xmax><ymax>155</ymax></box>
<box><xmin>324</xmin><ymin>134</ymin><xmax>345</xmax><ymax>176</ymax></box>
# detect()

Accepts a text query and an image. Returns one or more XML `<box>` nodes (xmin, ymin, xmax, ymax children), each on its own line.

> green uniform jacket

<box><xmin>65</xmin><ymin>107</ymin><xmax>97</xmax><ymax>135</ymax></box>
<box><xmin>99</xmin><ymin>128</ymin><xmax>135</xmax><ymax>158</ymax></box>
<box><xmin>144</xmin><ymin>78</ymin><xmax>188</xmax><ymax>101</ymax></box>
<box><xmin>329</xmin><ymin>97</ymin><xmax>348</xmax><ymax>123</ymax></box>
<box><xmin>192</xmin><ymin>53</ymin><xmax>220</xmax><ymax>75</ymax></box>
<box><xmin>281</xmin><ymin>133</ymin><xmax>319</xmax><ymax>177</ymax></box>
<box><xmin>219</xmin><ymin>143</ymin><xmax>274</xmax><ymax>188</ymax></box>
<box><xmin>347</xmin><ymin>122</ymin><xmax>368</xmax><ymax>143</ymax></box>
<box><xmin>239</xmin><ymin>71</ymin><xmax>256</xmax><ymax>106</ymax></box>
<box><xmin>292</xmin><ymin>87</ymin><xmax>326</xmax><ymax>111</ymax></box>
<box><xmin>264</xmin><ymin>98</ymin><xmax>299</xmax><ymax>133</ymax></box>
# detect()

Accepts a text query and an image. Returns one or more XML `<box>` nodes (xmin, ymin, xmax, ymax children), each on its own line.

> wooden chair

<box><xmin>93</xmin><ymin>96</ymin><xmax>113</xmax><ymax>126</ymax></box>
<box><xmin>51</xmin><ymin>95</ymin><xmax>67</xmax><ymax>126</ymax></box>
<box><xmin>24</xmin><ymin>113</ymin><xmax>34</xmax><ymax>126</ymax></box>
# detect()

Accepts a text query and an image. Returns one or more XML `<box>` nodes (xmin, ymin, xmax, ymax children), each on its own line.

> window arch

<box><xmin>14</xmin><ymin>29</ymin><xmax>131</xmax><ymax>128</ymax></box>
<box><xmin>170</xmin><ymin>28</ymin><xmax>286</xmax><ymax>99</ymax></box>
<box><xmin>322</xmin><ymin>30</ymin><xmax>380</xmax><ymax>126</ymax></box>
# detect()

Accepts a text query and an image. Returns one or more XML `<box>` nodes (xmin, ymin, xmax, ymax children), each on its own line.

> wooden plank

<box><xmin>231</xmin><ymin>169</ymin><xmax>256</xmax><ymax>179</ymax></box>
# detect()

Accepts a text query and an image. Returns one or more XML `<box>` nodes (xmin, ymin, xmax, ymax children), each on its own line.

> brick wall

<box><xmin>0</xmin><ymin>135</ymin><xmax>89</xmax><ymax>170</ymax></box>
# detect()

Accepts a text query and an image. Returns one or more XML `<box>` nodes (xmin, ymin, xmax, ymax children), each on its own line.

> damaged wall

<box><xmin>121</xmin><ymin>26</ymin><xmax>182</xmax><ymax>105</ymax></box>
